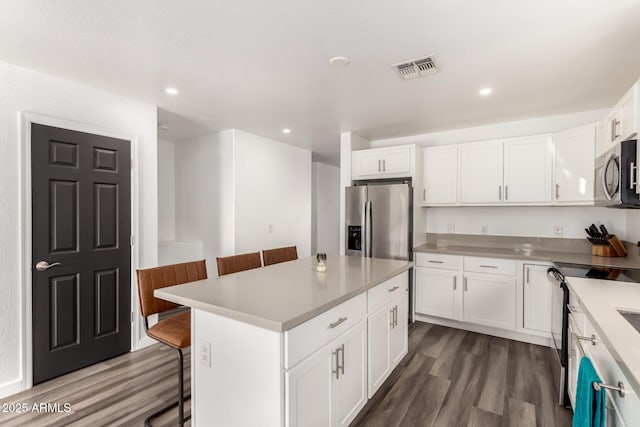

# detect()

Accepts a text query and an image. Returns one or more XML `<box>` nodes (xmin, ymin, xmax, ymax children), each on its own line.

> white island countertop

<box><xmin>566</xmin><ymin>276</ymin><xmax>640</xmax><ymax>396</ymax></box>
<box><xmin>155</xmin><ymin>255</ymin><xmax>412</xmax><ymax>332</ymax></box>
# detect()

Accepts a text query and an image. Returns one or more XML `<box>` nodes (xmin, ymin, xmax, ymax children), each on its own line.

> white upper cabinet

<box><xmin>352</xmin><ymin>145</ymin><xmax>415</xmax><ymax>180</ymax></box>
<box><xmin>352</xmin><ymin>150</ymin><xmax>383</xmax><ymax>179</ymax></box>
<box><xmin>597</xmin><ymin>82</ymin><xmax>639</xmax><ymax>156</ymax></box>
<box><xmin>422</xmin><ymin>146</ymin><xmax>458</xmax><ymax>205</ymax></box>
<box><xmin>553</xmin><ymin>124</ymin><xmax>596</xmax><ymax>205</ymax></box>
<box><xmin>503</xmin><ymin>136</ymin><xmax>553</xmax><ymax>204</ymax></box>
<box><xmin>459</xmin><ymin>141</ymin><xmax>503</xmax><ymax>204</ymax></box>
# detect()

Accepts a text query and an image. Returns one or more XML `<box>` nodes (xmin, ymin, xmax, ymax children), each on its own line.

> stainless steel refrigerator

<box><xmin>345</xmin><ymin>181</ymin><xmax>413</xmax><ymax>319</ymax></box>
<box><xmin>345</xmin><ymin>182</ymin><xmax>412</xmax><ymax>260</ymax></box>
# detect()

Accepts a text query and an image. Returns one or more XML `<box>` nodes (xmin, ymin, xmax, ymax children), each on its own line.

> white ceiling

<box><xmin>2</xmin><ymin>1</ymin><xmax>640</xmax><ymax>165</ymax></box>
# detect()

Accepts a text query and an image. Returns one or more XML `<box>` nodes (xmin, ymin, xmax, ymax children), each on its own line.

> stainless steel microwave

<box><xmin>594</xmin><ymin>139</ymin><xmax>640</xmax><ymax>208</ymax></box>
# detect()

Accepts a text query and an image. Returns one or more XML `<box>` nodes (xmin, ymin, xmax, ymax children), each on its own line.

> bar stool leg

<box><xmin>144</xmin><ymin>347</ymin><xmax>191</xmax><ymax>427</ymax></box>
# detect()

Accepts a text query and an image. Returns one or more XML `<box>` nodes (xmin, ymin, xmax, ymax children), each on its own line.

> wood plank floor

<box><xmin>352</xmin><ymin>322</ymin><xmax>573</xmax><ymax>427</ymax></box>
<box><xmin>0</xmin><ymin>322</ymin><xmax>572</xmax><ymax>426</ymax></box>
<box><xmin>0</xmin><ymin>344</ymin><xmax>191</xmax><ymax>427</ymax></box>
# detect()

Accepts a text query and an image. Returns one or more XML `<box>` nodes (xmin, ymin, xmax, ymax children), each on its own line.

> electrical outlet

<box><xmin>554</xmin><ymin>226</ymin><xmax>564</xmax><ymax>237</ymax></box>
<box><xmin>447</xmin><ymin>223</ymin><xmax>455</xmax><ymax>233</ymax></box>
<box><xmin>481</xmin><ymin>225</ymin><xmax>488</xmax><ymax>234</ymax></box>
<box><xmin>200</xmin><ymin>340</ymin><xmax>211</xmax><ymax>367</ymax></box>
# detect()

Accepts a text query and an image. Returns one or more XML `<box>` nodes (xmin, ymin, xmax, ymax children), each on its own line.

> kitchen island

<box><xmin>155</xmin><ymin>255</ymin><xmax>412</xmax><ymax>427</ymax></box>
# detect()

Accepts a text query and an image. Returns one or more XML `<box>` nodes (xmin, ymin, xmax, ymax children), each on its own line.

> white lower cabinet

<box><xmin>286</xmin><ymin>320</ymin><xmax>367</xmax><ymax>427</ymax></box>
<box><xmin>333</xmin><ymin>321</ymin><xmax>368</xmax><ymax>427</ymax></box>
<box><xmin>462</xmin><ymin>273</ymin><xmax>516</xmax><ymax>331</ymax></box>
<box><xmin>285</xmin><ymin>273</ymin><xmax>410</xmax><ymax>427</ymax></box>
<box><xmin>522</xmin><ymin>263</ymin><xmax>553</xmax><ymax>334</ymax></box>
<box><xmin>367</xmin><ymin>289</ymin><xmax>408</xmax><ymax>398</ymax></box>
<box><xmin>389</xmin><ymin>295</ymin><xmax>408</xmax><ymax>368</ymax></box>
<box><xmin>415</xmin><ymin>268</ymin><xmax>461</xmax><ymax>320</ymax></box>
<box><xmin>285</xmin><ymin>343</ymin><xmax>333</xmax><ymax>427</ymax></box>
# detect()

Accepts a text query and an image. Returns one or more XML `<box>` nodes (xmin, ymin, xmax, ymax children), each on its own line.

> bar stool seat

<box><xmin>147</xmin><ymin>310</ymin><xmax>191</xmax><ymax>349</ymax></box>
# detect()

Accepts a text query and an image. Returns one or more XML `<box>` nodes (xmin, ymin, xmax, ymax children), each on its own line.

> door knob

<box><xmin>35</xmin><ymin>261</ymin><xmax>62</xmax><ymax>271</ymax></box>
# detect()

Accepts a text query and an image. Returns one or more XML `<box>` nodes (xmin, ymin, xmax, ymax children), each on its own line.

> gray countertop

<box><xmin>414</xmin><ymin>244</ymin><xmax>640</xmax><ymax>269</ymax></box>
<box><xmin>155</xmin><ymin>255</ymin><xmax>412</xmax><ymax>332</ymax></box>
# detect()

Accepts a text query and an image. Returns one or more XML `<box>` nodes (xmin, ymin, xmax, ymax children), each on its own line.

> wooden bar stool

<box><xmin>216</xmin><ymin>251</ymin><xmax>262</xmax><ymax>276</ymax></box>
<box><xmin>136</xmin><ymin>259</ymin><xmax>207</xmax><ymax>426</ymax></box>
<box><xmin>262</xmin><ymin>246</ymin><xmax>298</xmax><ymax>266</ymax></box>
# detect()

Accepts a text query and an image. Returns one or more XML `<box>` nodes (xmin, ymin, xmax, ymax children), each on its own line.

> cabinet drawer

<box><xmin>464</xmin><ymin>257</ymin><xmax>516</xmax><ymax>276</ymax></box>
<box><xmin>368</xmin><ymin>272</ymin><xmax>408</xmax><ymax>313</ymax></box>
<box><xmin>285</xmin><ymin>293</ymin><xmax>366</xmax><ymax>369</ymax></box>
<box><xmin>414</xmin><ymin>253</ymin><xmax>462</xmax><ymax>270</ymax></box>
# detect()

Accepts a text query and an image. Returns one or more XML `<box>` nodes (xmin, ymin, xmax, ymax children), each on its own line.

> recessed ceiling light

<box><xmin>479</xmin><ymin>87</ymin><xmax>493</xmax><ymax>96</ymax></box>
<box><xmin>282</xmin><ymin>128</ymin><xmax>291</xmax><ymax>134</ymax></box>
<box><xmin>329</xmin><ymin>56</ymin><xmax>350</xmax><ymax>67</ymax></box>
<box><xmin>165</xmin><ymin>87</ymin><xmax>179</xmax><ymax>96</ymax></box>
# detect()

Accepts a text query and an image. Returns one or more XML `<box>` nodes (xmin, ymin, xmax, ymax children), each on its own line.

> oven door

<box><xmin>594</xmin><ymin>146</ymin><xmax>622</xmax><ymax>206</ymax></box>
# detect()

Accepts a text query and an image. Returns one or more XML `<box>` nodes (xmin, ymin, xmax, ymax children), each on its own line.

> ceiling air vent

<box><xmin>392</xmin><ymin>55</ymin><xmax>437</xmax><ymax>80</ymax></box>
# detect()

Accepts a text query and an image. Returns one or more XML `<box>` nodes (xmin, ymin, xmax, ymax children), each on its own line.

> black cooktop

<box><xmin>554</xmin><ymin>262</ymin><xmax>640</xmax><ymax>283</ymax></box>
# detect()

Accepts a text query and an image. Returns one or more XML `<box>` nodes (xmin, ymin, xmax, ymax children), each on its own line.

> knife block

<box><xmin>591</xmin><ymin>235</ymin><xmax>627</xmax><ymax>257</ymax></box>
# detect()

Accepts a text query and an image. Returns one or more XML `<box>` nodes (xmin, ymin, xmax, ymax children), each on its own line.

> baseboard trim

<box><xmin>0</xmin><ymin>379</ymin><xmax>23</xmax><ymax>399</ymax></box>
<box><xmin>136</xmin><ymin>336</ymin><xmax>156</xmax><ymax>350</ymax></box>
<box><xmin>414</xmin><ymin>314</ymin><xmax>552</xmax><ymax>347</ymax></box>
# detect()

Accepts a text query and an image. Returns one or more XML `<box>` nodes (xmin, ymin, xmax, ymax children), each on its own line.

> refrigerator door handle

<box><xmin>361</xmin><ymin>201</ymin><xmax>367</xmax><ymax>257</ymax></box>
<box><xmin>365</xmin><ymin>200</ymin><xmax>373</xmax><ymax>257</ymax></box>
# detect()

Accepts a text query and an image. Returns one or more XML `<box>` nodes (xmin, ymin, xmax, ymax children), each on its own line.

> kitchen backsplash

<box><xmin>426</xmin><ymin>206</ymin><xmax>628</xmax><ymax>239</ymax></box>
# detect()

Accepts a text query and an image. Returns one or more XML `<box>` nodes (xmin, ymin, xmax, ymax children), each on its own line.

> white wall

<box><xmin>158</xmin><ymin>139</ymin><xmax>176</xmax><ymax>241</ymax></box>
<box><xmin>371</xmin><ymin>109</ymin><xmax>607</xmax><ymax>147</ymax></box>
<box><xmin>427</xmin><ymin>206</ymin><xmax>628</xmax><ymax>239</ymax></box>
<box><xmin>175</xmin><ymin>129</ymin><xmax>312</xmax><ymax>270</ymax></box>
<box><xmin>233</xmin><ymin>130</ymin><xmax>312</xmax><ymax>257</ymax></box>
<box><xmin>175</xmin><ymin>131</ymin><xmax>234</xmax><ymax>270</ymax></box>
<box><xmin>0</xmin><ymin>61</ymin><xmax>158</xmax><ymax>396</ymax></box>
<box><xmin>312</xmin><ymin>162</ymin><xmax>340</xmax><ymax>254</ymax></box>
<box><xmin>625</xmin><ymin>211</ymin><xmax>640</xmax><ymax>243</ymax></box>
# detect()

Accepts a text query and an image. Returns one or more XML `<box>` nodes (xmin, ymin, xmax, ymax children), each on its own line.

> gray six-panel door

<box><xmin>31</xmin><ymin>124</ymin><xmax>131</xmax><ymax>384</ymax></box>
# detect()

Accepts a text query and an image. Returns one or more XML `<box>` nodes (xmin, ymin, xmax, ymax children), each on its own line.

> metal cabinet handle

<box><xmin>423</xmin><ymin>188</ymin><xmax>426</xmax><ymax>201</ymax></box>
<box><xmin>428</xmin><ymin>260</ymin><xmax>444</xmax><ymax>264</ymax></box>
<box><xmin>555</xmin><ymin>183</ymin><xmax>560</xmax><ymax>199</ymax></box>
<box><xmin>479</xmin><ymin>265</ymin><xmax>498</xmax><ymax>269</ymax></box>
<box><xmin>576</xmin><ymin>334</ymin><xmax>598</xmax><ymax>346</ymax></box>
<box><xmin>338</xmin><ymin>344</ymin><xmax>345</xmax><ymax>376</ymax></box>
<box><xmin>614</xmin><ymin>119</ymin><xmax>620</xmax><ymax>139</ymax></box>
<box><xmin>390</xmin><ymin>307</ymin><xmax>395</xmax><ymax>328</ymax></box>
<box><xmin>328</xmin><ymin>317</ymin><xmax>347</xmax><ymax>329</ymax></box>
<box><xmin>388</xmin><ymin>286</ymin><xmax>399</xmax><ymax>293</ymax></box>
<box><xmin>505</xmin><ymin>185</ymin><xmax>509</xmax><ymax>201</ymax></box>
<box><xmin>611</xmin><ymin>118</ymin><xmax>616</xmax><ymax>142</ymax></box>
<box><xmin>332</xmin><ymin>347</ymin><xmax>340</xmax><ymax>379</ymax></box>
<box><xmin>453</xmin><ymin>276</ymin><xmax>457</xmax><ymax>290</ymax></box>
<box><xmin>464</xmin><ymin>277</ymin><xmax>468</xmax><ymax>291</ymax></box>
<box><xmin>36</xmin><ymin>261</ymin><xmax>62</xmax><ymax>271</ymax></box>
<box><xmin>498</xmin><ymin>185</ymin><xmax>502</xmax><ymax>200</ymax></box>
<box><xmin>383</xmin><ymin>159</ymin><xmax>386</xmax><ymax>172</ymax></box>
<box><xmin>394</xmin><ymin>305</ymin><xmax>398</xmax><ymax>328</ymax></box>
<box><xmin>593</xmin><ymin>381</ymin><xmax>625</xmax><ymax>398</ymax></box>
<box><xmin>378</xmin><ymin>159</ymin><xmax>381</xmax><ymax>172</ymax></box>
